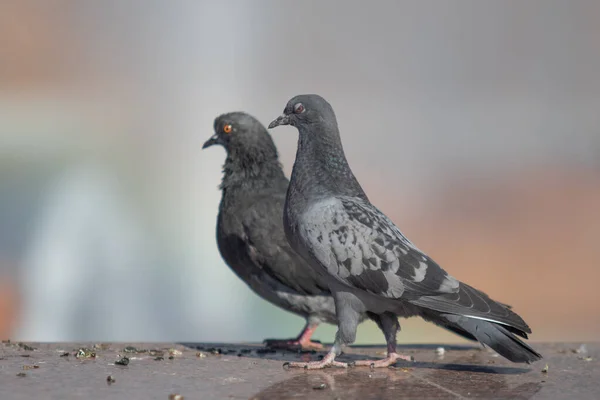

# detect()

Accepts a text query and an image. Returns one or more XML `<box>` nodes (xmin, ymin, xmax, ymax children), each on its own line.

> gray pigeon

<box><xmin>268</xmin><ymin>95</ymin><xmax>542</xmax><ymax>369</ymax></box>
<box><xmin>203</xmin><ymin>111</ymin><xmax>366</xmax><ymax>350</ymax></box>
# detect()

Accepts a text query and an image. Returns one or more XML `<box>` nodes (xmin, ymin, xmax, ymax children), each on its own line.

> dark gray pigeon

<box><xmin>268</xmin><ymin>95</ymin><xmax>542</xmax><ymax>369</ymax></box>
<box><xmin>203</xmin><ymin>111</ymin><xmax>366</xmax><ymax>350</ymax></box>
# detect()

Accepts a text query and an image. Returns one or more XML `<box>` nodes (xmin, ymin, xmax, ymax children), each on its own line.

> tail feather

<box><xmin>422</xmin><ymin>312</ymin><xmax>542</xmax><ymax>364</ymax></box>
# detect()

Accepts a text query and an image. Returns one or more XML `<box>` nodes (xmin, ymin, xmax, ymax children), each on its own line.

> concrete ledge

<box><xmin>0</xmin><ymin>342</ymin><xmax>597</xmax><ymax>399</ymax></box>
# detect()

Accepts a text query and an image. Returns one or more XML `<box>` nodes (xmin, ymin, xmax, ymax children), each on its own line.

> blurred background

<box><xmin>1</xmin><ymin>0</ymin><xmax>599</xmax><ymax>344</ymax></box>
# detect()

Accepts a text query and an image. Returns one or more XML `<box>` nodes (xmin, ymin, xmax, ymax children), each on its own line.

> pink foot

<box><xmin>264</xmin><ymin>338</ymin><xmax>324</xmax><ymax>351</ymax></box>
<box><xmin>283</xmin><ymin>352</ymin><xmax>347</xmax><ymax>370</ymax></box>
<box><xmin>351</xmin><ymin>352</ymin><xmax>414</xmax><ymax>368</ymax></box>
<box><xmin>264</xmin><ymin>323</ymin><xmax>324</xmax><ymax>351</ymax></box>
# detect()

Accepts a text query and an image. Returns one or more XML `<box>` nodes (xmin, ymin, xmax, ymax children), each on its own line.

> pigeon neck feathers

<box><xmin>290</xmin><ymin>120</ymin><xmax>368</xmax><ymax>202</ymax></box>
<box><xmin>220</xmin><ymin>142</ymin><xmax>286</xmax><ymax>192</ymax></box>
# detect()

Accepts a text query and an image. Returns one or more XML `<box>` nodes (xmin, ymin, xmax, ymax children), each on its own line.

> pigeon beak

<box><xmin>202</xmin><ymin>133</ymin><xmax>221</xmax><ymax>149</ymax></box>
<box><xmin>268</xmin><ymin>114</ymin><xmax>290</xmax><ymax>129</ymax></box>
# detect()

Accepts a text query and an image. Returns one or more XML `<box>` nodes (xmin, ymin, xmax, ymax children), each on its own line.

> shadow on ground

<box><xmin>249</xmin><ymin>369</ymin><xmax>542</xmax><ymax>399</ymax></box>
<box><xmin>180</xmin><ymin>342</ymin><xmax>541</xmax><ymax>399</ymax></box>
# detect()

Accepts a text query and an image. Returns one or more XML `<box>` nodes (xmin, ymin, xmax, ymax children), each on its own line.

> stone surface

<box><xmin>0</xmin><ymin>342</ymin><xmax>597</xmax><ymax>399</ymax></box>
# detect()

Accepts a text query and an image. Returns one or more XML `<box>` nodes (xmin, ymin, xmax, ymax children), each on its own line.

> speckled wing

<box><xmin>299</xmin><ymin>196</ymin><xmax>461</xmax><ymax>300</ymax></box>
<box><xmin>300</xmin><ymin>196</ymin><xmax>531</xmax><ymax>332</ymax></box>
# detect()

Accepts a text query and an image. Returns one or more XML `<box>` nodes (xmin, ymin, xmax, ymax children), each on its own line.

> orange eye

<box><xmin>223</xmin><ymin>124</ymin><xmax>232</xmax><ymax>134</ymax></box>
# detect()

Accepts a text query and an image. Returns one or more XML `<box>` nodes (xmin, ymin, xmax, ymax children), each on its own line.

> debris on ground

<box><xmin>22</xmin><ymin>365</ymin><xmax>40</xmax><ymax>370</ymax></box>
<box><xmin>115</xmin><ymin>357</ymin><xmax>130</xmax><ymax>366</ymax></box>
<box><xmin>60</xmin><ymin>352</ymin><xmax>70</xmax><ymax>357</ymax></box>
<box><xmin>76</xmin><ymin>348</ymin><xmax>96</xmax><ymax>358</ymax></box>
<box><xmin>18</xmin><ymin>343</ymin><xmax>35</xmax><ymax>351</ymax></box>
<box><xmin>154</xmin><ymin>356</ymin><xmax>164</xmax><ymax>361</ymax></box>
<box><xmin>542</xmin><ymin>364</ymin><xmax>549</xmax><ymax>373</ymax></box>
<box><xmin>578</xmin><ymin>356</ymin><xmax>593</xmax><ymax>362</ymax></box>
<box><xmin>123</xmin><ymin>346</ymin><xmax>140</xmax><ymax>353</ymax></box>
<box><xmin>16</xmin><ymin>372</ymin><xmax>26</xmax><ymax>377</ymax></box>
<box><xmin>196</xmin><ymin>352</ymin><xmax>207</xmax><ymax>358</ymax></box>
<box><xmin>313</xmin><ymin>383</ymin><xmax>327</xmax><ymax>390</ymax></box>
<box><xmin>435</xmin><ymin>347</ymin><xmax>445</xmax><ymax>358</ymax></box>
<box><xmin>168</xmin><ymin>349</ymin><xmax>183</xmax><ymax>357</ymax></box>
<box><xmin>168</xmin><ymin>394</ymin><xmax>184</xmax><ymax>400</ymax></box>
<box><xmin>107</xmin><ymin>375</ymin><xmax>115</xmax><ymax>385</ymax></box>
<box><xmin>573</xmin><ymin>344</ymin><xmax>588</xmax><ymax>354</ymax></box>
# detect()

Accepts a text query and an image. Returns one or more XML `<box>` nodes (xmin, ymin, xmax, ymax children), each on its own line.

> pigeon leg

<box><xmin>352</xmin><ymin>312</ymin><xmax>414</xmax><ymax>368</ymax></box>
<box><xmin>283</xmin><ymin>291</ymin><xmax>361</xmax><ymax>369</ymax></box>
<box><xmin>283</xmin><ymin>339</ymin><xmax>347</xmax><ymax>369</ymax></box>
<box><xmin>264</xmin><ymin>321</ymin><xmax>324</xmax><ymax>351</ymax></box>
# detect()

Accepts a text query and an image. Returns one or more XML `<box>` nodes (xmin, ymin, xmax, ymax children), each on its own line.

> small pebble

<box><xmin>169</xmin><ymin>395</ymin><xmax>184</xmax><ymax>400</ymax></box>
<box><xmin>541</xmin><ymin>364</ymin><xmax>549</xmax><ymax>373</ymax></box>
<box><xmin>115</xmin><ymin>357</ymin><xmax>129</xmax><ymax>366</ymax></box>
<box><xmin>16</xmin><ymin>372</ymin><xmax>26</xmax><ymax>377</ymax></box>
<box><xmin>313</xmin><ymin>383</ymin><xmax>327</xmax><ymax>390</ymax></box>
<box><xmin>106</xmin><ymin>375</ymin><xmax>115</xmax><ymax>384</ymax></box>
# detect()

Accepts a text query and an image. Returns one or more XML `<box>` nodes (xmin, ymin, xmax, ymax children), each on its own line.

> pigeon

<box><xmin>203</xmin><ymin>111</ymin><xmax>366</xmax><ymax>350</ymax></box>
<box><xmin>268</xmin><ymin>95</ymin><xmax>542</xmax><ymax>369</ymax></box>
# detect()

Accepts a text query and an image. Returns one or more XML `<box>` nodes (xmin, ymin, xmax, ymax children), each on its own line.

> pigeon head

<box><xmin>268</xmin><ymin>94</ymin><xmax>337</xmax><ymax>131</ymax></box>
<box><xmin>203</xmin><ymin>112</ymin><xmax>279</xmax><ymax>162</ymax></box>
<box><xmin>268</xmin><ymin>94</ymin><xmax>369</xmax><ymax>200</ymax></box>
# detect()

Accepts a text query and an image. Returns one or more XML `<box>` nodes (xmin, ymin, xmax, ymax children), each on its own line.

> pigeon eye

<box><xmin>294</xmin><ymin>103</ymin><xmax>305</xmax><ymax>114</ymax></box>
<box><xmin>223</xmin><ymin>124</ymin><xmax>232</xmax><ymax>134</ymax></box>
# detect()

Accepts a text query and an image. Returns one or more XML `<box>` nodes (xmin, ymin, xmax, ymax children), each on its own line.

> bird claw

<box><xmin>282</xmin><ymin>353</ymin><xmax>347</xmax><ymax>370</ymax></box>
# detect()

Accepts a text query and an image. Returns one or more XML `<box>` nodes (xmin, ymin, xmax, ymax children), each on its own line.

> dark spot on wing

<box><xmin>380</xmin><ymin>260</ymin><xmax>391</xmax><ymax>271</ymax></box>
<box><xmin>347</xmin><ymin>269</ymin><xmax>389</xmax><ymax>293</ymax></box>
<box><xmin>371</xmin><ymin>243</ymin><xmax>386</xmax><ymax>258</ymax></box>
<box><xmin>332</xmin><ymin>226</ymin><xmax>350</xmax><ymax>245</ymax></box>
<box><xmin>419</xmin><ymin>262</ymin><xmax>451</xmax><ymax>290</ymax></box>
<box><xmin>342</xmin><ymin>258</ymin><xmax>353</xmax><ymax>270</ymax></box>
<box><xmin>361</xmin><ymin>257</ymin><xmax>377</xmax><ymax>268</ymax></box>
